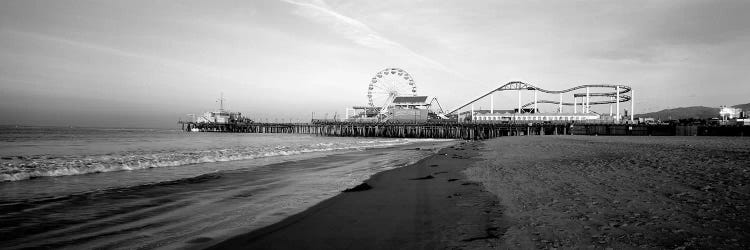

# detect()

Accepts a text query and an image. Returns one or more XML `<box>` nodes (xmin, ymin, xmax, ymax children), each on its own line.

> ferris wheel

<box><xmin>367</xmin><ymin>68</ymin><xmax>417</xmax><ymax>108</ymax></box>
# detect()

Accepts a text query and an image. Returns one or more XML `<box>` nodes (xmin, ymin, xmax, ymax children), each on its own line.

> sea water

<box><xmin>0</xmin><ymin>126</ymin><xmax>455</xmax><ymax>249</ymax></box>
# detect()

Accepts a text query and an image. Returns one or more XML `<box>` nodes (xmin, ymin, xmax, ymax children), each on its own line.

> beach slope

<box><xmin>209</xmin><ymin>142</ymin><xmax>504</xmax><ymax>249</ymax></box>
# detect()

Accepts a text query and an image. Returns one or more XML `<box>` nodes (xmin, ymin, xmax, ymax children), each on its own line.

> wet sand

<box><xmin>467</xmin><ymin>136</ymin><xmax>750</xmax><ymax>249</ymax></box>
<box><xmin>209</xmin><ymin>142</ymin><xmax>505</xmax><ymax>249</ymax></box>
<box><xmin>0</xmin><ymin>142</ymin><xmax>454</xmax><ymax>249</ymax></box>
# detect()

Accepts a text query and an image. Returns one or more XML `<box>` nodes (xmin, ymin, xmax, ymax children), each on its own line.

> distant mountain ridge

<box><xmin>732</xmin><ymin>103</ymin><xmax>750</xmax><ymax>111</ymax></box>
<box><xmin>635</xmin><ymin>102</ymin><xmax>749</xmax><ymax>120</ymax></box>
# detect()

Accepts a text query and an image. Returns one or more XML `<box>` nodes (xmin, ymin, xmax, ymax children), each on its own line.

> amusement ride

<box><xmin>367</xmin><ymin>68</ymin><xmax>418</xmax><ymax>114</ymax></box>
<box><xmin>447</xmin><ymin>81</ymin><xmax>635</xmax><ymax>122</ymax></box>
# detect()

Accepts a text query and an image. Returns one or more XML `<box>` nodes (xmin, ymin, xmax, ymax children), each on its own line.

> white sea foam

<box><xmin>0</xmin><ymin>128</ymin><xmax>461</xmax><ymax>249</ymax></box>
<box><xmin>0</xmin><ymin>137</ymin><xmax>440</xmax><ymax>182</ymax></box>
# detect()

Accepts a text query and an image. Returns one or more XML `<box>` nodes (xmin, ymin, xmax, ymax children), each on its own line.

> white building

<box><xmin>196</xmin><ymin>111</ymin><xmax>243</xmax><ymax>124</ymax></box>
<box><xmin>470</xmin><ymin>110</ymin><xmax>600</xmax><ymax>122</ymax></box>
<box><xmin>719</xmin><ymin>106</ymin><xmax>742</xmax><ymax>120</ymax></box>
<box><xmin>387</xmin><ymin>96</ymin><xmax>430</xmax><ymax>121</ymax></box>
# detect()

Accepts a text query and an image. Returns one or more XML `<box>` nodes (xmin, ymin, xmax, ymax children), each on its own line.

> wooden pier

<box><xmin>179</xmin><ymin>120</ymin><xmax>749</xmax><ymax>139</ymax></box>
<box><xmin>180</xmin><ymin>120</ymin><xmax>529</xmax><ymax>140</ymax></box>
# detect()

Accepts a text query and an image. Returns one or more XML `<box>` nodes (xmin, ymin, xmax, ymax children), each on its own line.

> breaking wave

<box><xmin>0</xmin><ymin>138</ymin><xmax>439</xmax><ymax>182</ymax></box>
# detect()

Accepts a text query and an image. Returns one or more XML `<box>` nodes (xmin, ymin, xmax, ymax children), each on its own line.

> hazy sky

<box><xmin>1</xmin><ymin>0</ymin><xmax>749</xmax><ymax>128</ymax></box>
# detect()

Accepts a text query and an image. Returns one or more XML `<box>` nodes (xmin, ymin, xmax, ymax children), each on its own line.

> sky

<box><xmin>1</xmin><ymin>0</ymin><xmax>749</xmax><ymax>128</ymax></box>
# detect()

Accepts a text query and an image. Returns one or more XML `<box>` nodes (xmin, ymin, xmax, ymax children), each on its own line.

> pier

<box><xmin>180</xmin><ymin>120</ymin><xmax>521</xmax><ymax>140</ymax></box>
<box><xmin>179</xmin><ymin>120</ymin><xmax>750</xmax><ymax>139</ymax></box>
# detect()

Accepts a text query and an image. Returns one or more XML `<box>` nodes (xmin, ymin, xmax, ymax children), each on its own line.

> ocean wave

<box><xmin>0</xmin><ymin>138</ymin><xmax>431</xmax><ymax>182</ymax></box>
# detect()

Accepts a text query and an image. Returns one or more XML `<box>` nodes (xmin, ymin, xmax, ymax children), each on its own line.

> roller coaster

<box><xmin>446</xmin><ymin>81</ymin><xmax>635</xmax><ymax>121</ymax></box>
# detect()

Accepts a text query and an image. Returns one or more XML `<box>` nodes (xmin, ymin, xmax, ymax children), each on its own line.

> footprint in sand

<box><xmin>410</xmin><ymin>175</ymin><xmax>435</xmax><ymax>180</ymax></box>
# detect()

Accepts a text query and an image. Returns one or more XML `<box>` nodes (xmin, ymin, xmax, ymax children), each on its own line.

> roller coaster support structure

<box><xmin>631</xmin><ymin>90</ymin><xmax>635</xmax><ymax>122</ymax></box>
<box><xmin>616</xmin><ymin>86</ymin><xmax>620</xmax><ymax>122</ymax></box>
<box><xmin>446</xmin><ymin>81</ymin><xmax>634</xmax><ymax>123</ymax></box>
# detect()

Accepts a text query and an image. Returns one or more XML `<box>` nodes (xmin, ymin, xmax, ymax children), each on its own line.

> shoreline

<box><xmin>1</xmin><ymin>139</ymin><xmax>455</xmax><ymax>249</ymax></box>
<box><xmin>207</xmin><ymin>141</ymin><xmax>505</xmax><ymax>249</ymax></box>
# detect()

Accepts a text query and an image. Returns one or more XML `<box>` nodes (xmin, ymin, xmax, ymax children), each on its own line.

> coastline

<box><xmin>1</xmin><ymin>138</ymin><xmax>456</xmax><ymax>249</ymax></box>
<box><xmin>207</xmin><ymin>141</ymin><xmax>505</xmax><ymax>249</ymax></box>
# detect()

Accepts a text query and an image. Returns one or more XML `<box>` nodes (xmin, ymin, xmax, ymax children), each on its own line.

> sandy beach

<box><xmin>212</xmin><ymin>136</ymin><xmax>749</xmax><ymax>249</ymax></box>
<box><xmin>209</xmin><ymin>142</ymin><xmax>504</xmax><ymax>249</ymax></box>
<box><xmin>467</xmin><ymin>136</ymin><xmax>749</xmax><ymax>249</ymax></box>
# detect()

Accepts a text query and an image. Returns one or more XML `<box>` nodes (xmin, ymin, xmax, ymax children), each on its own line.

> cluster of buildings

<box><xmin>345</xmin><ymin>96</ymin><xmax>444</xmax><ymax>122</ymax></box>
<box><xmin>720</xmin><ymin>106</ymin><xmax>744</xmax><ymax>120</ymax></box>
<box><xmin>719</xmin><ymin>106</ymin><xmax>748</xmax><ymax>125</ymax></box>
<box><xmin>195</xmin><ymin>110</ymin><xmax>245</xmax><ymax>124</ymax></box>
<box><xmin>187</xmin><ymin>94</ymin><xmax>251</xmax><ymax>125</ymax></box>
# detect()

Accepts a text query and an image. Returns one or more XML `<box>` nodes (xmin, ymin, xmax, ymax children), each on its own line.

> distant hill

<box><xmin>732</xmin><ymin>103</ymin><xmax>750</xmax><ymax>110</ymax></box>
<box><xmin>635</xmin><ymin>106</ymin><xmax>720</xmax><ymax>120</ymax></box>
<box><xmin>635</xmin><ymin>102</ymin><xmax>748</xmax><ymax>120</ymax></box>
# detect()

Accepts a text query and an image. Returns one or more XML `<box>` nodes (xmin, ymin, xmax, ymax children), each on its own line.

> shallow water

<box><xmin>0</xmin><ymin>126</ymin><xmax>455</xmax><ymax>249</ymax></box>
<box><xmin>0</xmin><ymin>126</ymin><xmax>421</xmax><ymax>184</ymax></box>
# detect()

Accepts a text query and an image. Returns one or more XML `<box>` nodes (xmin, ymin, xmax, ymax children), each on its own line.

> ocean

<box><xmin>0</xmin><ymin>126</ymin><xmax>456</xmax><ymax>249</ymax></box>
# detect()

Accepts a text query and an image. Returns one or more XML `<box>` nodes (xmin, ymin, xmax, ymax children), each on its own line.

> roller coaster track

<box><xmin>446</xmin><ymin>81</ymin><xmax>631</xmax><ymax>115</ymax></box>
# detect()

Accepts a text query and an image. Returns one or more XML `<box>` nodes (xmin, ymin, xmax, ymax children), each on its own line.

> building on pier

<box><xmin>467</xmin><ymin>110</ymin><xmax>600</xmax><ymax>122</ymax></box>
<box><xmin>391</xmin><ymin>96</ymin><xmax>430</xmax><ymax>108</ymax></box>
<box><xmin>386</xmin><ymin>96</ymin><xmax>430</xmax><ymax>121</ymax></box>
<box><xmin>346</xmin><ymin>95</ymin><xmax>445</xmax><ymax>122</ymax></box>
<box><xmin>719</xmin><ymin>106</ymin><xmax>742</xmax><ymax>120</ymax></box>
<box><xmin>188</xmin><ymin>93</ymin><xmax>251</xmax><ymax>125</ymax></box>
<box><xmin>196</xmin><ymin>110</ymin><xmax>244</xmax><ymax>124</ymax></box>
